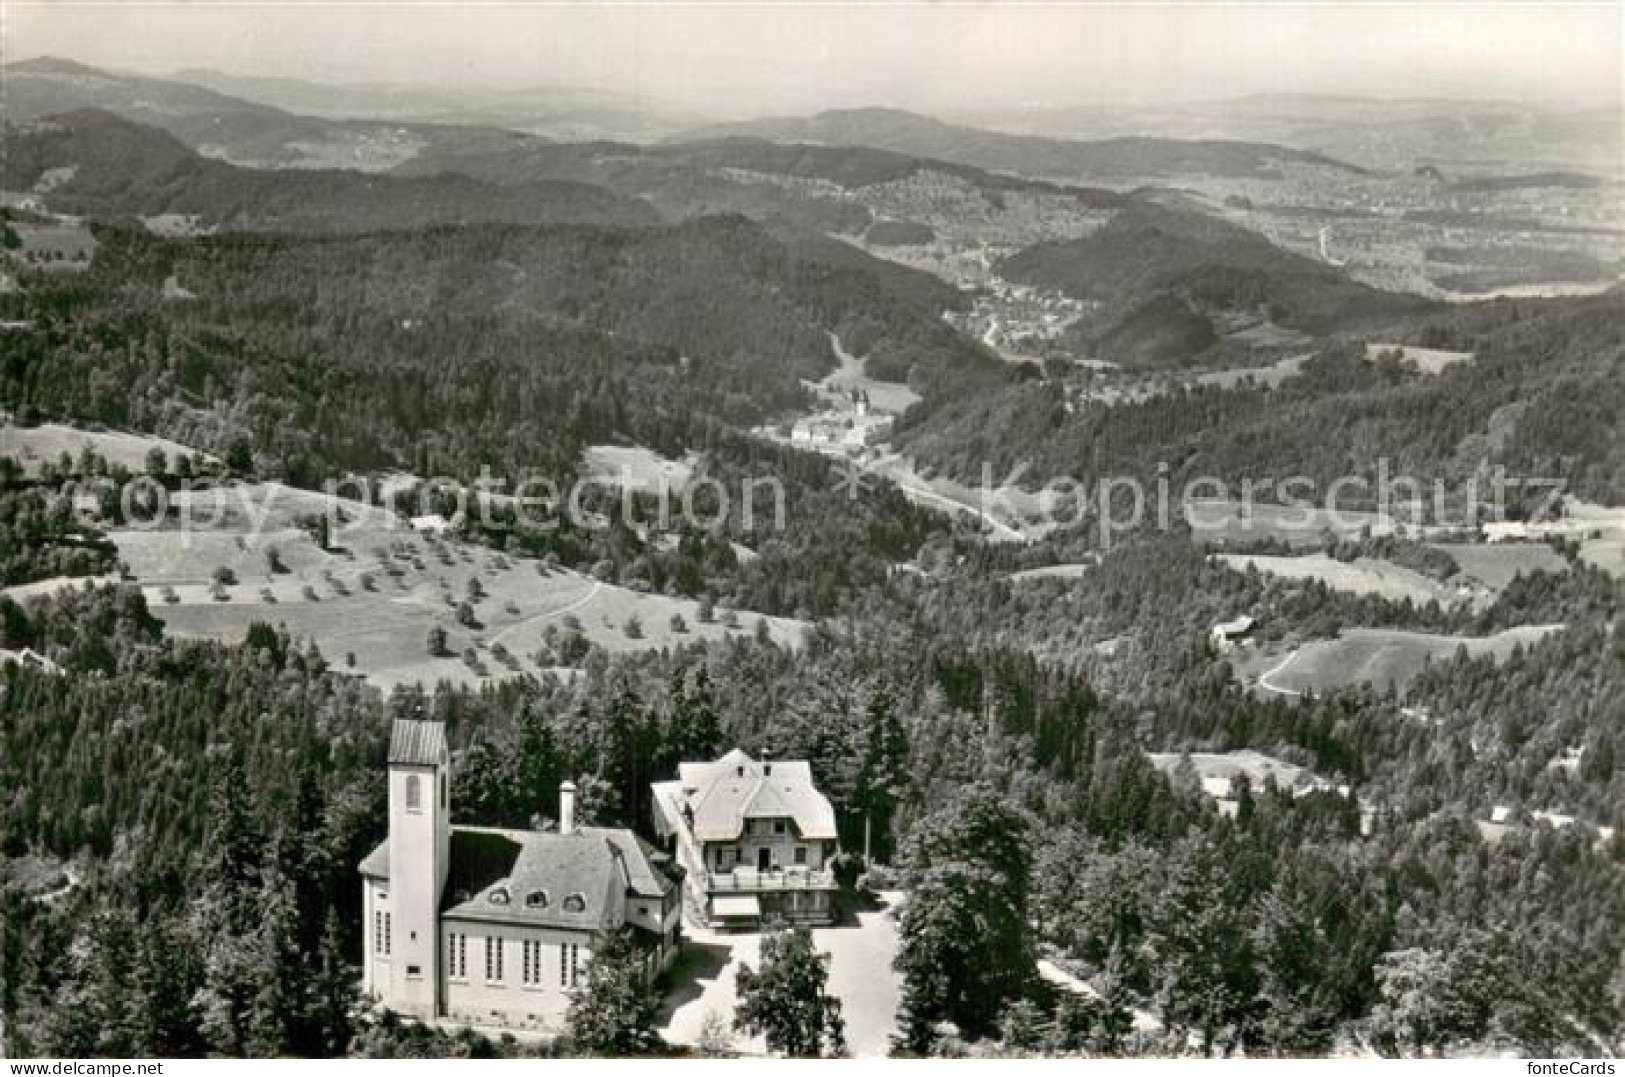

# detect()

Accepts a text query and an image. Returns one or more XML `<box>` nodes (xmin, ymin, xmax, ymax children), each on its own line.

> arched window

<box><xmin>526</xmin><ymin>890</ymin><xmax>549</xmax><ymax>909</ymax></box>
<box><xmin>562</xmin><ymin>893</ymin><xmax>586</xmax><ymax>913</ymax></box>
<box><xmin>404</xmin><ymin>774</ymin><xmax>422</xmax><ymax>811</ymax></box>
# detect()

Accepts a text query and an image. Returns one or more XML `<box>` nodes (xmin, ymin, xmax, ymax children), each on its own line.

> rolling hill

<box><xmin>0</xmin><ymin>110</ymin><xmax>658</xmax><ymax>231</ymax></box>
<box><xmin>962</xmin><ymin>95</ymin><xmax>1625</xmax><ymax>176</ymax></box>
<box><xmin>674</xmin><ymin>106</ymin><xmax>1366</xmax><ymax>182</ymax></box>
<box><xmin>0</xmin><ymin>56</ymin><xmax>522</xmax><ymax>170</ymax></box>
<box><xmin>392</xmin><ymin>131</ymin><xmax>1124</xmax><ymax>237</ymax></box>
<box><xmin>1000</xmin><ymin>198</ymin><xmax>1429</xmax><ymax>363</ymax></box>
<box><xmin>170</xmin><ymin>66</ymin><xmax>698</xmax><ymax>143</ymax></box>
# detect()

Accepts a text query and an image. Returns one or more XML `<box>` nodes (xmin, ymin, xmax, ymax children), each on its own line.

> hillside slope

<box><xmin>394</xmin><ymin>132</ymin><xmax>1124</xmax><ymax>236</ymax></box>
<box><xmin>0</xmin><ymin>57</ymin><xmax>520</xmax><ymax>169</ymax></box>
<box><xmin>0</xmin><ymin>110</ymin><xmax>658</xmax><ymax>231</ymax></box>
<box><xmin>1000</xmin><ymin>199</ymin><xmax>1428</xmax><ymax>363</ymax></box>
<box><xmin>675</xmin><ymin>107</ymin><xmax>1366</xmax><ymax>181</ymax></box>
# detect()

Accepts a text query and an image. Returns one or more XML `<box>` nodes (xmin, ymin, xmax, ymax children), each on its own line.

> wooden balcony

<box><xmin>704</xmin><ymin>866</ymin><xmax>837</xmax><ymax>893</ymax></box>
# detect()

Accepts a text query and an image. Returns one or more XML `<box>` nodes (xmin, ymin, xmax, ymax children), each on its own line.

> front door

<box><xmin>757</xmin><ymin>848</ymin><xmax>772</xmax><ymax>872</ymax></box>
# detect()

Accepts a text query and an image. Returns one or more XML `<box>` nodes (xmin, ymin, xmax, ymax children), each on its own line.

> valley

<box><xmin>0</xmin><ymin>38</ymin><xmax>1621</xmax><ymax>1064</ymax></box>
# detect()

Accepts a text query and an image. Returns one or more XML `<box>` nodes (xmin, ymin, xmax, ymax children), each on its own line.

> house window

<box><xmin>405</xmin><ymin>774</ymin><xmax>422</xmax><ymax>812</ymax></box>
<box><xmin>525</xmin><ymin>890</ymin><xmax>548</xmax><ymax>909</ymax></box>
<box><xmin>774</xmin><ymin>820</ymin><xmax>786</xmax><ymax>835</ymax></box>
<box><xmin>375</xmin><ymin>911</ymin><xmax>391</xmax><ymax>956</ymax></box>
<box><xmin>794</xmin><ymin>845</ymin><xmax>807</xmax><ymax>865</ymax></box>
<box><xmin>448</xmin><ymin>933</ymin><xmax>468</xmax><ymax>980</ymax></box>
<box><xmin>439</xmin><ymin>771</ymin><xmax>446</xmax><ymax>810</ymax></box>
<box><xmin>562</xmin><ymin>893</ymin><xmax>586</xmax><ymax>913</ymax></box>
<box><xmin>488</xmin><ymin>887</ymin><xmax>511</xmax><ymax>905</ymax></box>
<box><xmin>522</xmin><ymin>940</ymin><xmax>543</xmax><ymax>986</ymax></box>
<box><xmin>406</xmin><ymin>964</ymin><xmax>422</xmax><ymax>978</ymax></box>
<box><xmin>485</xmin><ymin>937</ymin><xmax>504</xmax><ymax>983</ymax></box>
<box><xmin>559</xmin><ymin>943</ymin><xmax>581</xmax><ymax>988</ymax></box>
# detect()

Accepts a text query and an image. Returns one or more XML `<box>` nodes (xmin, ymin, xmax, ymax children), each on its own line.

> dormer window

<box><xmin>562</xmin><ymin>893</ymin><xmax>587</xmax><ymax>913</ymax></box>
<box><xmin>525</xmin><ymin>890</ymin><xmax>549</xmax><ymax>909</ymax></box>
<box><xmin>488</xmin><ymin>887</ymin><xmax>511</xmax><ymax>905</ymax></box>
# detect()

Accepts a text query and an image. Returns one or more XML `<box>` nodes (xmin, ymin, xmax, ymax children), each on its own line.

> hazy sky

<box><xmin>6</xmin><ymin>2</ymin><xmax>1621</xmax><ymax>116</ymax></box>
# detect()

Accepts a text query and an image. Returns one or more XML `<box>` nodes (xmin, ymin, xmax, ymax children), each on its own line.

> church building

<box><xmin>359</xmin><ymin>719</ymin><xmax>683</xmax><ymax>1032</ymax></box>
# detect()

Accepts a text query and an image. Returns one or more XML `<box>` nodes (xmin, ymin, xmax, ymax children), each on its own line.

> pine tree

<box><xmin>893</xmin><ymin>786</ymin><xmax>1035</xmax><ymax>1049</ymax></box>
<box><xmin>307</xmin><ymin>910</ymin><xmax>357</xmax><ymax>1057</ymax></box>
<box><xmin>563</xmin><ymin>930</ymin><xmax>661</xmax><ymax>1057</ymax></box>
<box><xmin>733</xmin><ymin>928</ymin><xmax>846</xmax><ymax>1058</ymax></box>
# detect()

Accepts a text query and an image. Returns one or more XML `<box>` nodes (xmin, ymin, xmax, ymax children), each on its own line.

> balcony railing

<box><xmin>704</xmin><ymin>866</ymin><xmax>836</xmax><ymax>892</ymax></box>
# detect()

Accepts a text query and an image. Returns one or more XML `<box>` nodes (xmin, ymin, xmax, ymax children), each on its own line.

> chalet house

<box><xmin>651</xmin><ymin>749</ymin><xmax>839</xmax><ymax>929</ymax></box>
<box><xmin>359</xmin><ymin>720</ymin><xmax>682</xmax><ymax>1032</ymax></box>
<box><xmin>1209</xmin><ymin>614</ymin><xmax>1257</xmax><ymax>653</ymax></box>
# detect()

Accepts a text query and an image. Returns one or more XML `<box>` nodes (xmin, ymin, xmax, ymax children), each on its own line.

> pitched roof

<box><xmin>656</xmin><ymin>750</ymin><xmax>838</xmax><ymax>843</ymax></box>
<box><xmin>389</xmin><ymin>719</ymin><xmax>447</xmax><ymax>767</ymax></box>
<box><xmin>358</xmin><ymin>824</ymin><xmax>676</xmax><ymax>929</ymax></box>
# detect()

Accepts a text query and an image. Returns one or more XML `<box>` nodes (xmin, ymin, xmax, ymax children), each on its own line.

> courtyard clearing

<box><xmin>659</xmin><ymin>891</ymin><xmax>905</xmax><ymax>1058</ymax></box>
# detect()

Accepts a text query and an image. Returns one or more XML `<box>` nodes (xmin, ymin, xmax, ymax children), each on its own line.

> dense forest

<box><xmin>3</xmin><ymin>556</ymin><xmax>1620</xmax><ymax>1055</ymax></box>
<box><xmin>899</xmin><ymin>289</ymin><xmax>1625</xmax><ymax>506</ymax></box>
<box><xmin>1</xmin><ymin>93</ymin><xmax>1622</xmax><ymax>1059</ymax></box>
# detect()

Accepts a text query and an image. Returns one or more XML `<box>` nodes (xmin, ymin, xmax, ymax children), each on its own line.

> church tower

<box><xmin>386</xmin><ymin>718</ymin><xmax>450</xmax><ymax>1018</ymax></box>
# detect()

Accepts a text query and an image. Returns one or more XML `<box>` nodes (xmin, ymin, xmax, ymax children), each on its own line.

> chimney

<box><xmin>559</xmin><ymin>780</ymin><xmax>577</xmax><ymax>836</ymax></box>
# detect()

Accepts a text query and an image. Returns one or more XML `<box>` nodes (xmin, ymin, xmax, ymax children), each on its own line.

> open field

<box><xmin>1185</xmin><ymin>498</ymin><xmax>1397</xmax><ymax>547</ymax></box>
<box><xmin>581</xmin><ymin>444</ymin><xmax>697</xmax><ymax>494</ymax></box>
<box><xmin>1190</xmin><ymin>352</ymin><xmax>1311</xmax><ymax>391</ymax></box>
<box><xmin>1363</xmin><ymin>342</ymin><xmax>1475</xmax><ymax>374</ymax></box>
<box><xmin>1483</xmin><ymin>498</ymin><xmax>1625</xmax><ymax>578</ymax></box>
<box><xmin>0</xmin><ymin>422</ymin><xmax>211</xmax><ymax>476</ymax></box>
<box><xmin>1216</xmin><ymin>552</ymin><xmax>1459</xmax><ymax>605</ymax></box>
<box><xmin>815</xmin><ymin>333</ymin><xmax>922</xmax><ymax>414</ymax></box>
<box><xmin>128</xmin><ymin>510</ymin><xmax>806</xmax><ymax>692</ymax></box>
<box><xmin>1248</xmin><ymin>624</ymin><xmax>1563</xmax><ymax>698</ymax></box>
<box><xmin>8</xmin><ymin>220</ymin><xmax>97</xmax><ymax>269</ymax></box>
<box><xmin>1146</xmin><ymin>749</ymin><xmax>1334</xmax><ymax>800</ymax></box>
<box><xmin>26</xmin><ymin>479</ymin><xmax>811</xmax><ymax>693</ymax></box>
<box><xmin>1010</xmin><ymin>561</ymin><xmax>1096</xmax><ymax>582</ymax></box>
<box><xmin>1428</xmin><ymin>541</ymin><xmax>1568</xmax><ymax>591</ymax></box>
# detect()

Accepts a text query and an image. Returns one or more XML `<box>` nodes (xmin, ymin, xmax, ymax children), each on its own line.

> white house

<box><xmin>651</xmin><ymin>749</ymin><xmax>839</xmax><ymax>929</ymax></box>
<box><xmin>359</xmin><ymin>719</ymin><xmax>683</xmax><ymax>1032</ymax></box>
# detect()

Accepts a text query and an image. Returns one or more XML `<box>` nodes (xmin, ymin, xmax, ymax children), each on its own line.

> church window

<box><xmin>405</xmin><ymin>774</ymin><xmax>422</xmax><ymax>812</ymax></box>
<box><xmin>485</xmin><ymin>937</ymin><xmax>504</xmax><ymax>982</ymax></box>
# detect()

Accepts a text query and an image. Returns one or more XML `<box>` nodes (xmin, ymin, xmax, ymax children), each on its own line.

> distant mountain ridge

<box><xmin>0</xmin><ymin>56</ymin><xmax>524</xmax><ymax>170</ymax></box>
<box><xmin>169</xmin><ymin>66</ymin><xmax>696</xmax><ymax>142</ymax></box>
<box><xmin>673</xmin><ymin>106</ymin><xmax>1368</xmax><ymax>181</ymax></box>
<box><xmin>0</xmin><ymin>110</ymin><xmax>658</xmax><ymax>231</ymax></box>
<box><xmin>958</xmin><ymin>95</ymin><xmax>1625</xmax><ymax>176</ymax></box>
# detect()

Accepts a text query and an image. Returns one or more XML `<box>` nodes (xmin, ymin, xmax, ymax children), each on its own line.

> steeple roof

<box><xmin>389</xmin><ymin>719</ymin><xmax>447</xmax><ymax>766</ymax></box>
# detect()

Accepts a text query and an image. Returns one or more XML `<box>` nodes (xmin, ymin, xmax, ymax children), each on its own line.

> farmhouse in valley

<box><xmin>651</xmin><ymin>748</ymin><xmax>840</xmax><ymax>929</ymax></box>
<box><xmin>359</xmin><ymin>720</ymin><xmax>682</xmax><ymax>1031</ymax></box>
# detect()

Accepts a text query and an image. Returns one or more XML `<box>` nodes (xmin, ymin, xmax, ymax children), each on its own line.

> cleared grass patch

<box><xmin>581</xmin><ymin>444</ymin><xmax>697</xmax><ymax>494</ymax></box>
<box><xmin>1186</xmin><ymin>498</ymin><xmax>1393</xmax><ymax>548</ymax></box>
<box><xmin>1146</xmin><ymin>749</ymin><xmax>1334</xmax><ymax>801</ymax></box>
<box><xmin>1428</xmin><ymin>542</ymin><xmax>1567</xmax><ymax>592</ymax></box>
<box><xmin>108</xmin><ymin>490</ymin><xmax>806</xmax><ymax>692</ymax></box>
<box><xmin>1364</xmin><ymin>342</ymin><xmax>1475</xmax><ymax>374</ymax></box>
<box><xmin>1216</xmin><ymin>552</ymin><xmax>1459</xmax><ymax>605</ymax></box>
<box><xmin>0</xmin><ymin>423</ymin><xmax>210</xmax><ymax>476</ymax></box>
<box><xmin>1255</xmin><ymin>624</ymin><xmax>1563</xmax><ymax>698</ymax></box>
